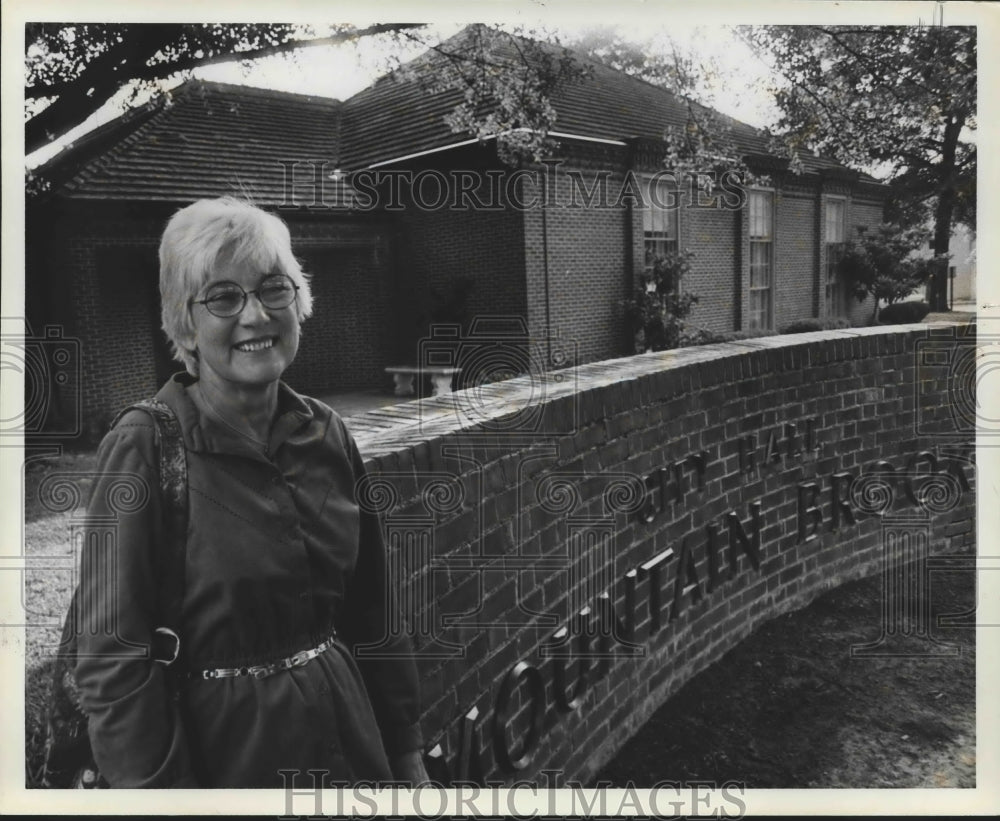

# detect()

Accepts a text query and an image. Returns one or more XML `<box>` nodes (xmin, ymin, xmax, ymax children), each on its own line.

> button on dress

<box><xmin>74</xmin><ymin>374</ymin><xmax>423</xmax><ymax>787</ymax></box>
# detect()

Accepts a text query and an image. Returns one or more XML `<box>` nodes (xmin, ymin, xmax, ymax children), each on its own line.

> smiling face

<box><xmin>189</xmin><ymin>251</ymin><xmax>300</xmax><ymax>396</ymax></box>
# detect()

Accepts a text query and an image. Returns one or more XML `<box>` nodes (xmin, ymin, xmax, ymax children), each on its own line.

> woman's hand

<box><xmin>390</xmin><ymin>750</ymin><xmax>430</xmax><ymax>785</ymax></box>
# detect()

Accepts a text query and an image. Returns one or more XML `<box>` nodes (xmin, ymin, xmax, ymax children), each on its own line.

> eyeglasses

<box><xmin>193</xmin><ymin>274</ymin><xmax>299</xmax><ymax>318</ymax></box>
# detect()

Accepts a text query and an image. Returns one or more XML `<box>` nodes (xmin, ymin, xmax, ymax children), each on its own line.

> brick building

<box><xmin>29</xmin><ymin>82</ymin><xmax>394</xmax><ymax>438</ymax></box>
<box><xmin>28</xmin><ymin>29</ymin><xmax>886</xmax><ymax>438</ymax></box>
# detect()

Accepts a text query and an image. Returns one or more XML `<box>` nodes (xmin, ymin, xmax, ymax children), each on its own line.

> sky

<box><xmin>189</xmin><ymin>22</ymin><xmax>779</xmax><ymax>123</ymax></box>
<box><xmin>24</xmin><ymin>22</ymin><xmax>782</xmax><ymax>170</ymax></box>
<box><xmin>23</xmin><ymin>0</ymin><xmax>984</xmax><ymax>174</ymax></box>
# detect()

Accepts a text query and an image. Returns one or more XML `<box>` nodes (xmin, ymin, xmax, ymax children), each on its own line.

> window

<box><xmin>643</xmin><ymin>176</ymin><xmax>679</xmax><ymax>274</ymax></box>
<box><xmin>824</xmin><ymin>198</ymin><xmax>847</xmax><ymax>316</ymax></box>
<box><xmin>748</xmin><ymin>190</ymin><xmax>773</xmax><ymax>330</ymax></box>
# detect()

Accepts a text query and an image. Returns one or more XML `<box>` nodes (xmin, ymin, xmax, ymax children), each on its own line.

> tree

<box><xmin>740</xmin><ymin>25</ymin><xmax>976</xmax><ymax>311</ymax></box>
<box><xmin>24</xmin><ymin>23</ymin><xmax>432</xmax><ymax>155</ymax></box>
<box><xmin>570</xmin><ymin>26</ymin><xmax>760</xmax><ymax>186</ymax></box>
<box><xmin>387</xmin><ymin>23</ymin><xmax>588</xmax><ymax>165</ymax></box>
<box><xmin>622</xmin><ymin>252</ymin><xmax>699</xmax><ymax>352</ymax></box>
<box><xmin>836</xmin><ymin>223</ymin><xmax>934</xmax><ymax>321</ymax></box>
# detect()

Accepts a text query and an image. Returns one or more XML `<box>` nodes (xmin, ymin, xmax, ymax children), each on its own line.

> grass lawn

<box><xmin>24</xmin><ymin>450</ymin><xmax>99</xmax><ymax>523</ymax></box>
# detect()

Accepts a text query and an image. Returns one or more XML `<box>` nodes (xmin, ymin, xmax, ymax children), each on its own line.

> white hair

<box><xmin>159</xmin><ymin>197</ymin><xmax>313</xmax><ymax>375</ymax></box>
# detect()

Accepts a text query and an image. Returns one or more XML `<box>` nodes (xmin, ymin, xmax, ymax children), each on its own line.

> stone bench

<box><xmin>384</xmin><ymin>366</ymin><xmax>461</xmax><ymax>397</ymax></box>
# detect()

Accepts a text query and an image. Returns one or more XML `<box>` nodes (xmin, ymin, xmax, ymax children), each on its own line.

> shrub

<box><xmin>678</xmin><ymin>327</ymin><xmax>728</xmax><ymax>346</ymax></box>
<box><xmin>878</xmin><ymin>301</ymin><xmax>931</xmax><ymax>324</ymax></box>
<box><xmin>781</xmin><ymin>318</ymin><xmax>824</xmax><ymax>334</ymax></box>
<box><xmin>780</xmin><ymin>317</ymin><xmax>853</xmax><ymax>334</ymax></box>
<box><xmin>679</xmin><ymin>327</ymin><xmax>777</xmax><ymax>347</ymax></box>
<box><xmin>623</xmin><ymin>252</ymin><xmax>699</xmax><ymax>352</ymax></box>
<box><xmin>837</xmin><ymin>223</ymin><xmax>935</xmax><ymax>320</ymax></box>
<box><xmin>722</xmin><ymin>328</ymin><xmax>778</xmax><ymax>341</ymax></box>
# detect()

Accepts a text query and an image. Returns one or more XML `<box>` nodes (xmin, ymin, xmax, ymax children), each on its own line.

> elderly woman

<box><xmin>75</xmin><ymin>197</ymin><xmax>427</xmax><ymax>787</ymax></box>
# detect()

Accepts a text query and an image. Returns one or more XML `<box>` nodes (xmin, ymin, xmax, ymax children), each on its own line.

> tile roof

<box><xmin>39</xmin><ymin>81</ymin><xmax>349</xmax><ymax>205</ymax></box>
<box><xmin>38</xmin><ymin>27</ymin><xmax>881</xmax><ymax>201</ymax></box>
<box><xmin>548</xmin><ymin>58</ymin><xmax>869</xmax><ymax>177</ymax></box>
<box><xmin>338</xmin><ymin>68</ymin><xmax>467</xmax><ymax>171</ymax></box>
<box><xmin>340</xmin><ymin>26</ymin><xmax>878</xmax><ymax>183</ymax></box>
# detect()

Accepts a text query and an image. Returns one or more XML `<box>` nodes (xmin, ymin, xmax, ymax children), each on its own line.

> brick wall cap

<box><xmin>352</xmin><ymin>319</ymin><xmax>973</xmax><ymax>458</ymax></box>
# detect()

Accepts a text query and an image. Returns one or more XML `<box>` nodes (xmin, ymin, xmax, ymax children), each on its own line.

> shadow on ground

<box><xmin>595</xmin><ymin>557</ymin><xmax>976</xmax><ymax>788</ymax></box>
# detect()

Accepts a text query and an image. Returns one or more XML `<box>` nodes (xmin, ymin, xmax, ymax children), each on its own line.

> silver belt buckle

<box><xmin>204</xmin><ymin>667</ymin><xmax>240</xmax><ymax>679</ymax></box>
<box><xmin>289</xmin><ymin>650</ymin><xmax>311</xmax><ymax>668</ymax></box>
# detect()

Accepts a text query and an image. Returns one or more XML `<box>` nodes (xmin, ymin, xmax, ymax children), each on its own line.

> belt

<box><xmin>188</xmin><ymin>633</ymin><xmax>338</xmax><ymax>680</ymax></box>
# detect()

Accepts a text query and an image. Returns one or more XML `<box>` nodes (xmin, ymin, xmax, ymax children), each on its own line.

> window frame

<box><xmin>641</xmin><ymin>175</ymin><xmax>681</xmax><ymax>278</ymax></box>
<box><xmin>747</xmin><ymin>188</ymin><xmax>775</xmax><ymax>331</ymax></box>
<box><xmin>824</xmin><ymin>196</ymin><xmax>848</xmax><ymax>317</ymax></box>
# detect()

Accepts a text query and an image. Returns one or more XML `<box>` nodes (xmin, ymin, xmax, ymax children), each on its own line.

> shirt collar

<box><xmin>156</xmin><ymin>372</ymin><xmax>314</xmax><ymax>460</ymax></box>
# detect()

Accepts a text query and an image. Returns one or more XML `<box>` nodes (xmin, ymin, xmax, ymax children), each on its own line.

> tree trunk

<box><xmin>928</xmin><ymin>114</ymin><xmax>964</xmax><ymax>312</ymax></box>
<box><xmin>930</xmin><ymin>194</ymin><xmax>955</xmax><ymax>312</ymax></box>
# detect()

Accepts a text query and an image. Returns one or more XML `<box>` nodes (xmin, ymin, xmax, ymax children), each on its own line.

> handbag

<box><xmin>40</xmin><ymin>399</ymin><xmax>189</xmax><ymax>788</ymax></box>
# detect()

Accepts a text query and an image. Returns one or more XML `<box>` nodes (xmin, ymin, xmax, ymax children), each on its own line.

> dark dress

<box><xmin>74</xmin><ymin>374</ymin><xmax>423</xmax><ymax>787</ymax></box>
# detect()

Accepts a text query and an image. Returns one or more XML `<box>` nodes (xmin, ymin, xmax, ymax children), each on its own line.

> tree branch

<box><xmin>130</xmin><ymin>23</ymin><xmax>428</xmax><ymax>86</ymax></box>
<box><xmin>814</xmin><ymin>26</ymin><xmax>971</xmax><ymax>108</ymax></box>
<box><xmin>26</xmin><ymin>25</ymin><xmax>183</xmax><ymax>153</ymax></box>
<box><xmin>26</xmin><ymin>23</ymin><xmax>427</xmax><ymax>152</ymax></box>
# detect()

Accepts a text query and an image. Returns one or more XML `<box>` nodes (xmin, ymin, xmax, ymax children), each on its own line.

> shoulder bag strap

<box><xmin>110</xmin><ymin>399</ymin><xmax>189</xmax><ymax>645</ymax></box>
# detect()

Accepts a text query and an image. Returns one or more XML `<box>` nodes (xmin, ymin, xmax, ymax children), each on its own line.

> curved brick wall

<box><xmin>345</xmin><ymin>321</ymin><xmax>976</xmax><ymax>786</ymax></box>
